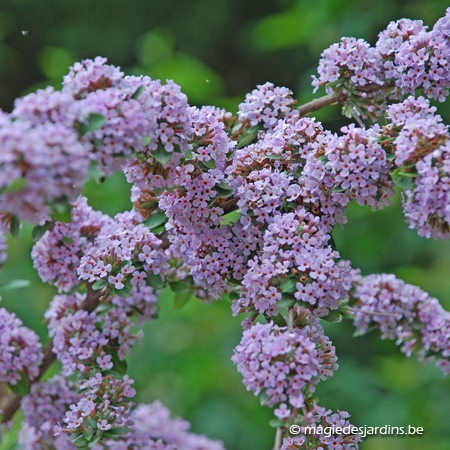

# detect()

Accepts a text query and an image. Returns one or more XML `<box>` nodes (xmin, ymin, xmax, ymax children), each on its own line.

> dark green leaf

<box><xmin>10</xmin><ymin>216</ymin><xmax>20</xmax><ymax>241</ymax></box>
<box><xmin>140</xmin><ymin>201</ymin><xmax>157</xmax><ymax>209</ymax></box>
<box><xmin>0</xmin><ymin>279</ymin><xmax>31</xmax><ymax>290</ymax></box>
<box><xmin>115</xmin><ymin>285</ymin><xmax>131</xmax><ymax>298</ymax></box>
<box><xmin>277</xmin><ymin>298</ymin><xmax>296</xmax><ymax>309</ymax></box>
<box><xmin>202</xmin><ymin>159</ymin><xmax>216</xmax><ymax>170</ymax></box>
<box><xmin>88</xmin><ymin>435</ymin><xmax>102</xmax><ymax>447</ymax></box>
<box><xmin>237</xmin><ymin>130</ymin><xmax>258</xmax><ymax>149</ymax></box>
<box><xmin>216</xmin><ymin>181</ymin><xmax>233</xmax><ymax>192</ymax></box>
<box><xmin>169</xmin><ymin>280</ymin><xmax>190</xmax><ymax>293</ymax></box>
<box><xmin>92</xmin><ymin>278</ymin><xmax>109</xmax><ymax>291</ymax></box>
<box><xmin>66</xmin><ymin>432</ymin><xmax>83</xmax><ymax>442</ymax></box>
<box><xmin>386</xmin><ymin>153</ymin><xmax>396</xmax><ymax>161</ymax></box>
<box><xmin>229</xmin><ymin>292</ymin><xmax>240</xmax><ymax>301</ymax></box>
<box><xmin>146</xmin><ymin>273</ymin><xmax>164</xmax><ymax>288</ymax></box>
<box><xmin>281</xmin><ymin>279</ymin><xmax>297</xmax><ymax>293</ymax></box>
<box><xmin>270</xmin><ymin>313</ymin><xmax>287</xmax><ymax>327</ymax></box>
<box><xmin>131</xmin><ymin>85</ymin><xmax>145</xmax><ymax>100</ymax></box>
<box><xmin>74</xmin><ymin>437</ymin><xmax>88</xmax><ymax>447</ymax></box>
<box><xmin>3</xmin><ymin>177</ymin><xmax>27</xmax><ymax>193</ymax></box>
<box><xmin>87</xmin><ymin>416</ymin><xmax>97</xmax><ymax>429</ymax></box>
<box><xmin>321</xmin><ymin>309</ymin><xmax>342</xmax><ymax>323</ymax></box>
<box><xmin>8</xmin><ymin>373</ymin><xmax>29</xmax><ymax>396</ymax></box>
<box><xmin>259</xmin><ymin>390</ymin><xmax>270</xmax><ymax>406</ymax></box>
<box><xmin>108</xmin><ymin>350</ymin><xmax>128</xmax><ymax>375</ymax></box>
<box><xmin>144</xmin><ymin>212</ymin><xmax>167</xmax><ymax>230</ymax></box>
<box><xmin>153</xmin><ymin>145</ymin><xmax>173</xmax><ymax>165</ymax></box>
<box><xmin>266</xmin><ymin>154</ymin><xmax>282</xmax><ymax>160</ymax></box>
<box><xmin>32</xmin><ymin>222</ymin><xmax>51</xmax><ymax>242</ymax></box>
<box><xmin>173</xmin><ymin>290</ymin><xmax>193</xmax><ymax>309</ymax></box>
<box><xmin>110</xmin><ymin>427</ymin><xmax>132</xmax><ymax>435</ymax></box>
<box><xmin>79</xmin><ymin>114</ymin><xmax>107</xmax><ymax>136</ymax></box>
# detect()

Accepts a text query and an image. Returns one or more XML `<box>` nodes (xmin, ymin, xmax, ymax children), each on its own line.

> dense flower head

<box><xmin>351</xmin><ymin>273</ymin><xmax>450</xmax><ymax>375</ymax></box>
<box><xmin>46</xmin><ymin>293</ymin><xmax>145</xmax><ymax>376</ymax></box>
<box><xmin>233</xmin><ymin>209</ymin><xmax>352</xmax><ymax>319</ymax></box>
<box><xmin>0</xmin><ymin>308</ymin><xmax>43</xmax><ymax>384</ymax></box>
<box><xmin>376</xmin><ymin>16</ymin><xmax>450</xmax><ymax>102</ymax></box>
<box><xmin>159</xmin><ymin>106</ymin><xmax>237</xmax><ymax>298</ymax></box>
<box><xmin>238</xmin><ymin>82</ymin><xmax>299</xmax><ymax>130</ymax></box>
<box><xmin>232</xmin><ymin>320</ymin><xmax>338</xmax><ymax>418</ymax></box>
<box><xmin>19</xmin><ymin>375</ymin><xmax>78</xmax><ymax>450</ymax></box>
<box><xmin>106</xmin><ymin>401</ymin><xmax>226</xmax><ymax>450</ymax></box>
<box><xmin>57</xmin><ymin>373</ymin><xmax>136</xmax><ymax>444</ymax></box>
<box><xmin>123</xmin><ymin>77</ymin><xmax>193</xmax><ymax>190</ymax></box>
<box><xmin>62</xmin><ymin>56</ymin><xmax>124</xmax><ymax>99</ymax></box>
<box><xmin>312</xmin><ymin>37</ymin><xmax>383</xmax><ymax>93</ymax></box>
<box><xmin>0</xmin><ymin>114</ymin><xmax>92</xmax><ymax>223</ymax></box>
<box><xmin>281</xmin><ymin>406</ymin><xmax>361</xmax><ymax>450</ymax></box>
<box><xmin>12</xmin><ymin>86</ymin><xmax>87</xmax><ymax>127</ymax></box>
<box><xmin>382</xmin><ymin>97</ymin><xmax>450</xmax><ymax>239</ymax></box>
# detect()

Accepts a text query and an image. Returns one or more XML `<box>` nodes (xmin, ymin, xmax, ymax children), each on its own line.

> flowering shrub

<box><xmin>0</xmin><ymin>8</ymin><xmax>450</xmax><ymax>450</ymax></box>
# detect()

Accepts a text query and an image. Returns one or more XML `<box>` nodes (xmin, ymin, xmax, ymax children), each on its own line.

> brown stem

<box><xmin>298</xmin><ymin>82</ymin><xmax>395</xmax><ymax>116</ymax></box>
<box><xmin>273</xmin><ymin>427</ymin><xmax>283</xmax><ymax>450</ymax></box>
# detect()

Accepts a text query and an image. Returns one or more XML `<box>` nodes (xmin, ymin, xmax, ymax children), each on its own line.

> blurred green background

<box><xmin>1</xmin><ymin>1</ymin><xmax>450</xmax><ymax>449</ymax></box>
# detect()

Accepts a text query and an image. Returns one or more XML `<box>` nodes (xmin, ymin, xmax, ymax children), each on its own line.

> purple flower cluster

<box><xmin>281</xmin><ymin>405</ymin><xmax>361</xmax><ymax>450</ymax></box>
<box><xmin>383</xmin><ymin>97</ymin><xmax>450</xmax><ymax>239</ymax></box>
<box><xmin>46</xmin><ymin>293</ymin><xmax>145</xmax><ymax>376</ymax></box>
<box><xmin>0</xmin><ymin>225</ymin><xmax>7</xmax><ymax>269</ymax></box>
<box><xmin>32</xmin><ymin>196</ymin><xmax>111</xmax><ymax>293</ymax></box>
<box><xmin>57</xmin><ymin>373</ymin><xmax>136</xmax><ymax>442</ymax></box>
<box><xmin>107</xmin><ymin>400</ymin><xmax>226</xmax><ymax>450</ymax></box>
<box><xmin>351</xmin><ymin>273</ymin><xmax>450</xmax><ymax>375</ymax></box>
<box><xmin>238</xmin><ymin>82</ymin><xmax>299</xmax><ymax>130</ymax></box>
<box><xmin>159</xmin><ymin>106</ymin><xmax>237</xmax><ymax>297</ymax></box>
<box><xmin>312</xmin><ymin>37</ymin><xmax>383</xmax><ymax>92</ymax></box>
<box><xmin>123</xmin><ymin>77</ymin><xmax>193</xmax><ymax>190</ymax></box>
<box><xmin>0</xmin><ymin>307</ymin><xmax>43</xmax><ymax>385</ymax></box>
<box><xmin>234</xmin><ymin>209</ymin><xmax>352</xmax><ymax>319</ymax></box>
<box><xmin>232</xmin><ymin>320</ymin><xmax>338</xmax><ymax>418</ymax></box>
<box><xmin>19</xmin><ymin>375</ymin><xmax>78</xmax><ymax>450</ymax></box>
<box><xmin>326</xmin><ymin>124</ymin><xmax>395</xmax><ymax>209</ymax></box>
<box><xmin>0</xmin><ymin>110</ymin><xmax>91</xmax><ymax>223</ymax></box>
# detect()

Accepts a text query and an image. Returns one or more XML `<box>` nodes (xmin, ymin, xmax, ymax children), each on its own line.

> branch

<box><xmin>298</xmin><ymin>82</ymin><xmax>395</xmax><ymax>116</ymax></box>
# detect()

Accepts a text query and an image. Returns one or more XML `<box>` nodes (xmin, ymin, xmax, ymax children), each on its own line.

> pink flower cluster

<box><xmin>351</xmin><ymin>273</ymin><xmax>450</xmax><ymax>375</ymax></box>
<box><xmin>232</xmin><ymin>320</ymin><xmax>338</xmax><ymax>419</ymax></box>
<box><xmin>0</xmin><ymin>307</ymin><xmax>43</xmax><ymax>385</ymax></box>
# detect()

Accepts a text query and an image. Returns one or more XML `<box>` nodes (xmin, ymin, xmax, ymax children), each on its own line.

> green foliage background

<box><xmin>1</xmin><ymin>1</ymin><xmax>450</xmax><ymax>449</ymax></box>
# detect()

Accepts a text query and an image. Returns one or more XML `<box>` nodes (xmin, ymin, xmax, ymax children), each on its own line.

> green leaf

<box><xmin>115</xmin><ymin>285</ymin><xmax>131</xmax><ymax>298</ymax></box>
<box><xmin>2</xmin><ymin>177</ymin><xmax>27</xmax><ymax>193</ymax></box>
<box><xmin>386</xmin><ymin>153</ymin><xmax>396</xmax><ymax>161</ymax></box>
<box><xmin>109</xmin><ymin>350</ymin><xmax>128</xmax><ymax>375</ymax></box>
<box><xmin>88</xmin><ymin>435</ymin><xmax>102</xmax><ymax>447</ymax></box>
<box><xmin>229</xmin><ymin>292</ymin><xmax>240</xmax><ymax>301</ymax></box>
<box><xmin>237</xmin><ymin>130</ymin><xmax>258</xmax><ymax>149</ymax></box>
<box><xmin>32</xmin><ymin>222</ymin><xmax>51</xmax><ymax>242</ymax></box>
<box><xmin>352</xmin><ymin>325</ymin><xmax>377</xmax><ymax>337</ymax></box>
<box><xmin>131</xmin><ymin>85</ymin><xmax>145</xmax><ymax>100</ymax></box>
<box><xmin>391</xmin><ymin>168</ymin><xmax>416</xmax><ymax>189</ymax></box>
<box><xmin>173</xmin><ymin>290</ymin><xmax>193</xmax><ymax>309</ymax></box>
<box><xmin>66</xmin><ymin>432</ymin><xmax>83</xmax><ymax>442</ymax></box>
<box><xmin>0</xmin><ymin>279</ymin><xmax>31</xmax><ymax>290</ymax></box>
<box><xmin>74</xmin><ymin>437</ymin><xmax>88</xmax><ymax>447</ymax></box>
<box><xmin>110</xmin><ymin>427</ymin><xmax>132</xmax><ymax>436</ymax></box>
<box><xmin>153</xmin><ymin>145</ymin><xmax>173</xmax><ymax>165</ymax></box>
<box><xmin>142</xmin><ymin>135</ymin><xmax>152</xmax><ymax>147</ymax></box>
<box><xmin>140</xmin><ymin>201</ymin><xmax>157</xmax><ymax>209</ymax></box>
<box><xmin>146</xmin><ymin>273</ymin><xmax>164</xmax><ymax>288</ymax></box>
<box><xmin>8</xmin><ymin>374</ymin><xmax>29</xmax><ymax>397</ymax></box>
<box><xmin>169</xmin><ymin>280</ymin><xmax>190</xmax><ymax>293</ymax></box>
<box><xmin>281</xmin><ymin>279</ymin><xmax>297</xmax><ymax>293</ymax></box>
<box><xmin>214</xmin><ymin>185</ymin><xmax>234</xmax><ymax>198</ymax></box>
<box><xmin>10</xmin><ymin>216</ymin><xmax>20</xmax><ymax>241</ymax></box>
<box><xmin>202</xmin><ymin>159</ymin><xmax>216</xmax><ymax>170</ymax></box>
<box><xmin>216</xmin><ymin>181</ymin><xmax>233</xmax><ymax>192</ymax></box>
<box><xmin>269</xmin><ymin>419</ymin><xmax>286</xmax><ymax>428</ymax></box>
<box><xmin>92</xmin><ymin>278</ymin><xmax>109</xmax><ymax>291</ymax></box>
<box><xmin>321</xmin><ymin>309</ymin><xmax>342</xmax><ymax>323</ymax></box>
<box><xmin>79</xmin><ymin>113</ymin><xmax>107</xmax><ymax>136</ymax></box>
<box><xmin>277</xmin><ymin>298</ymin><xmax>296</xmax><ymax>309</ymax></box>
<box><xmin>87</xmin><ymin>416</ymin><xmax>97</xmax><ymax>429</ymax></box>
<box><xmin>259</xmin><ymin>390</ymin><xmax>270</xmax><ymax>406</ymax></box>
<box><xmin>266</xmin><ymin>154</ymin><xmax>283</xmax><ymax>160</ymax></box>
<box><xmin>270</xmin><ymin>313</ymin><xmax>287</xmax><ymax>327</ymax></box>
<box><xmin>144</xmin><ymin>212</ymin><xmax>167</xmax><ymax>230</ymax></box>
